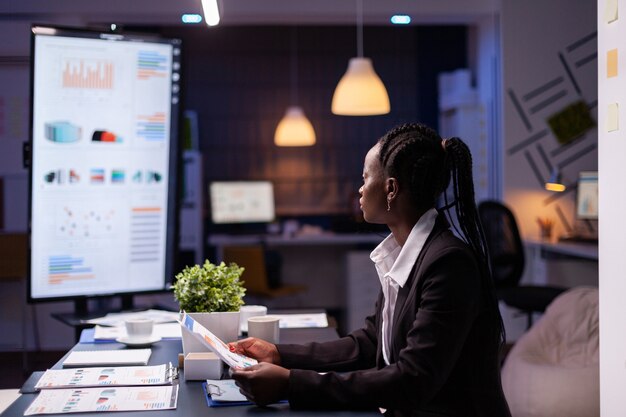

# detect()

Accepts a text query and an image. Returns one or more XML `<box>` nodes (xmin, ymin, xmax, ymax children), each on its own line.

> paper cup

<box><xmin>247</xmin><ymin>315</ymin><xmax>279</xmax><ymax>344</ymax></box>
<box><xmin>239</xmin><ymin>305</ymin><xmax>268</xmax><ymax>334</ymax></box>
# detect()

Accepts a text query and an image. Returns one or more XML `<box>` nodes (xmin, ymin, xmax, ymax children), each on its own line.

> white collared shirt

<box><xmin>369</xmin><ymin>208</ymin><xmax>438</xmax><ymax>365</ymax></box>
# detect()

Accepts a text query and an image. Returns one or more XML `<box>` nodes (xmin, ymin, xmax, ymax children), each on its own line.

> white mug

<box><xmin>125</xmin><ymin>318</ymin><xmax>154</xmax><ymax>340</ymax></box>
<box><xmin>247</xmin><ymin>315</ymin><xmax>280</xmax><ymax>344</ymax></box>
<box><xmin>239</xmin><ymin>305</ymin><xmax>268</xmax><ymax>334</ymax></box>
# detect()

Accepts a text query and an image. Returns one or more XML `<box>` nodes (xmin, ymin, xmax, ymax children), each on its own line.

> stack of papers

<box><xmin>25</xmin><ymin>363</ymin><xmax>180</xmax><ymax>415</ymax></box>
<box><xmin>93</xmin><ymin>323</ymin><xmax>181</xmax><ymax>341</ymax></box>
<box><xmin>84</xmin><ymin>309</ymin><xmax>179</xmax><ymax>328</ymax></box>
<box><xmin>273</xmin><ymin>313</ymin><xmax>328</xmax><ymax>328</ymax></box>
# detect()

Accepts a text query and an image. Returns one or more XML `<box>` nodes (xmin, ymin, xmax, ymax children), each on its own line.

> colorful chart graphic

<box><xmin>137</xmin><ymin>113</ymin><xmax>166</xmax><ymax>141</ymax></box>
<box><xmin>111</xmin><ymin>170</ymin><xmax>125</xmax><ymax>184</ymax></box>
<box><xmin>90</xmin><ymin>168</ymin><xmax>105</xmax><ymax>184</ymax></box>
<box><xmin>43</xmin><ymin>169</ymin><xmax>80</xmax><ymax>184</ymax></box>
<box><xmin>92</xmin><ymin>130</ymin><xmax>123</xmax><ymax>143</ymax></box>
<box><xmin>44</xmin><ymin>170</ymin><xmax>64</xmax><ymax>184</ymax></box>
<box><xmin>62</xmin><ymin>58</ymin><xmax>114</xmax><ymax>89</ymax></box>
<box><xmin>45</xmin><ymin>121</ymin><xmax>82</xmax><ymax>143</ymax></box>
<box><xmin>146</xmin><ymin>171</ymin><xmax>162</xmax><ymax>183</ymax></box>
<box><xmin>130</xmin><ymin>170</ymin><xmax>163</xmax><ymax>184</ymax></box>
<box><xmin>130</xmin><ymin>207</ymin><xmax>162</xmax><ymax>263</ymax></box>
<box><xmin>48</xmin><ymin>255</ymin><xmax>95</xmax><ymax>285</ymax></box>
<box><xmin>61</xmin><ymin>389</ymin><xmax>90</xmax><ymax>413</ymax></box>
<box><xmin>137</xmin><ymin>50</ymin><xmax>168</xmax><ymax>80</ymax></box>
<box><xmin>95</xmin><ymin>388</ymin><xmax>117</xmax><ymax>411</ymax></box>
<box><xmin>69</xmin><ymin>369</ymin><xmax>87</xmax><ymax>385</ymax></box>
<box><xmin>57</xmin><ymin>206</ymin><xmax>116</xmax><ymax>238</ymax></box>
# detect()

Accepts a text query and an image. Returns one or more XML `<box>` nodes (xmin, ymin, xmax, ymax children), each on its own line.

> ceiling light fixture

<box><xmin>331</xmin><ymin>0</ymin><xmax>390</xmax><ymax>116</ymax></box>
<box><xmin>182</xmin><ymin>14</ymin><xmax>203</xmax><ymax>24</ymax></box>
<box><xmin>201</xmin><ymin>0</ymin><xmax>220</xmax><ymax>26</ymax></box>
<box><xmin>390</xmin><ymin>15</ymin><xmax>411</xmax><ymax>25</ymax></box>
<box><xmin>274</xmin><ymin>27</ymin><xmax>316</xmax><ymax>147</ymax></box>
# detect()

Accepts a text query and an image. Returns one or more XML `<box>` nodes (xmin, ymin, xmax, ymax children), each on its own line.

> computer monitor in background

<box><xmin>209</xmin><ymin>181</ymin><xmax>275</xmax><ymax>224</ymax></box>
<box><xmin>576</xmin><ymin>171</ymin><xmax>598</xmax><ymax>220</ymax></box>
<box><xmin>28</xmin><ymin>25</ymin><xmax>181</xmax><ymax>314</ymax></box>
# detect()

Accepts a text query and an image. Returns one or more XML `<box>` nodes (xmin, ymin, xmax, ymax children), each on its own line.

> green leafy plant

<box><xmin>172</xmin><ymin>260</ymin><xmax>246</xmax><ymax>312</ymax></box>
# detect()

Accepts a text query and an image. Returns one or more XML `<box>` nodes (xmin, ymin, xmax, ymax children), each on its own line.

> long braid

<box><xmin>445</xmin><ymin>137</ymin><xmax>505</xmax><ymax>347</ymax></box>
<box><xmin>378</xmin><ymin>124</ymin><xmax>505</xmax><ymax>348</ymax></box>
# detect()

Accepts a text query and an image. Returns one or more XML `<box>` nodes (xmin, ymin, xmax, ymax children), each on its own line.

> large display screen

<box><xmin>28</xmin><ymin>26</ymin><xmax>181</xmax><ymax>302</ymax></box>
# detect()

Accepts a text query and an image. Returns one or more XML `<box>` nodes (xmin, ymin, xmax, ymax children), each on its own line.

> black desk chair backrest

<box><xmin>478</xmin><ymin>200</ymin><xmax>525</xmax><ymax>290</ymax></box>
<box><xmin>478</xmin><ymin>200</ymin><xmax>566</xmax><ymax>329</ymax></box>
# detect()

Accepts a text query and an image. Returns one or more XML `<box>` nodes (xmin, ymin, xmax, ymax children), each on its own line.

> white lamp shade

<box><xmin>274</xmin><ymin>106</ymin><xmax>316</xmax><ymax>147</ymax></box>
<box><xmin>331</xmin><ymin>57</ymin><xmax>390</xmax><ymax>116</ymax></box>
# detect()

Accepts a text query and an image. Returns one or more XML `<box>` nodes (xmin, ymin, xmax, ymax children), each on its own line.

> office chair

<box><xmin>478</xmin><ymin>200</ymin><xmax>566</xmax><ymax>329</ymax></box>
<box><xmin>222</xmin><ymin>245</ymin><xmax>307</xmax><ymax>299</ymax></box>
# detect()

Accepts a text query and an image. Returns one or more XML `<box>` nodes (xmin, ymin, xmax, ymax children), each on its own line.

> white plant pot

<box><xmin>181</xmin><ymin>311</ymin><xmax>240</xmax><ymax>356</ymax></box>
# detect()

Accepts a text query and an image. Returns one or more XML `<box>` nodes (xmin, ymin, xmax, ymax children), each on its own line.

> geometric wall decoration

<box><xmin>547</xmin><ymin>100</ymin><xmax>596</xmax><ymax>145</ymax></box>
<box><xmin>506</xmin><ymin>30</ymin><xmax>598</xmax><ymax>234</ymax></box>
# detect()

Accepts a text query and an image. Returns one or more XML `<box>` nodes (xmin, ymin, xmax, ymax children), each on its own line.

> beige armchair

<box><xmin>501</xmin><ymin>286</ymin><xmax>599</xmax><ymax>417</ymax></box>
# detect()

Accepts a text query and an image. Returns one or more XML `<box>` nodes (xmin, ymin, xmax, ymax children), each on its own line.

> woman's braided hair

<box><xmin>377</xmin><ymin>122</ymin><xmax>505</xmax><ymax>347</ymax></box>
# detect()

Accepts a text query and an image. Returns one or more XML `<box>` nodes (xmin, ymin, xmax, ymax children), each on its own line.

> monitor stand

<box><xmin>52</xmin><ymin>295</ymin><xmax>136</xmax><ymax>342</ymax></box>
<box><xmin>73</xmin><ymin>295</ymin><xmax>134</xmax><ymax>317</ymax></box>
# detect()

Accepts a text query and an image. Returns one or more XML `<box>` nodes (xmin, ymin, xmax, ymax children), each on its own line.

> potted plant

<box><xmin>172</xmin><ymin>260</ymin><xmax>246</xmax><ymax>354</ymax></box>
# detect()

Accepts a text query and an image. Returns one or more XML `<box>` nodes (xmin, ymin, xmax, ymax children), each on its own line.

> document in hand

<box><xmin>178</xmin><ymin>311</ymin><xmax>257</xmax><ymax>368</ymax></box>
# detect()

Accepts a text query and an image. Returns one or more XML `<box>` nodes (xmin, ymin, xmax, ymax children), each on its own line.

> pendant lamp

<box><xmin>274</xmin><ymin>28</ymin><xmax>316</xmax><ymax>147</ymax></box>
<box><xmin>331</xmin><ymin>0</ymin><xmax>390</xmax><ymax>116</ymax></box>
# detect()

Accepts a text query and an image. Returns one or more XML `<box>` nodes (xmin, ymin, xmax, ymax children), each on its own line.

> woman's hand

<box><xmin>231</xmin><ymin>362</ymin><xmax>290</xmax><ymax>406</ymax></box>
<box><xmin>228</xmin><ymin>337</ymin><xmax>281</xmax><ymax>364</ymax></box>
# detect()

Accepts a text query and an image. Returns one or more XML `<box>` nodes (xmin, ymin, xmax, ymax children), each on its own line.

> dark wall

<box><xmin>159</xmin><ymin>25</ymin><xmax>467</xmax><ymax>216</ymax></box>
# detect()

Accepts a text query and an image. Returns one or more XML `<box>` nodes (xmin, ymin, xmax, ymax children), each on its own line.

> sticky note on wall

<box><xmin>607</xmin><ymin>103</ymin><xmax>619</xmax><ymax>132</ymax></box>
<box><xmin>607</xmin><ymin>49</ymin><xmax>618</xmax><ymax>78</ymax></box>
<box><xmin>605</xmin><ymin>0</ymin><xmax>618</xmax><ymax>23</ymax></box>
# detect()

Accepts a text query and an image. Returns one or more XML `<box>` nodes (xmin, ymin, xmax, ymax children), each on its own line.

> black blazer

<box><xmin>278</xmin><ymin>214</ymin><xmax>511</xmax><ymax>417</ymax></box>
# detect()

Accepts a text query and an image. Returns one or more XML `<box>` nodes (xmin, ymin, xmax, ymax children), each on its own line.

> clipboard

<box><xmin>202</xmin><ymin>381</ymin><xmax>252</xmax><ymax>407</ymax></box>
<box><xmin>201</xmin><ymin>380</ymin><xmax>288</xmax><ymax>407</ymax></box>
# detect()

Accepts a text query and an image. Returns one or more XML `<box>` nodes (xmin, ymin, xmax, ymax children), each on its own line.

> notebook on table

<box><xmin>62</xmin><ymin>349</ymin><xmax>151</xmax><ymax>368</ymax></box>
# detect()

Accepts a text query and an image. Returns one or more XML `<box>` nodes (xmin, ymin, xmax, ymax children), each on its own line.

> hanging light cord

<box><xmin>290</xmin><ymin>26</ymin><xmax>299</xmax><ymax>105</ymax></box>
<box><xmin>356</xmin><ymin>0</ymin><xmax>364</xmax><ymax>57</ymax></box>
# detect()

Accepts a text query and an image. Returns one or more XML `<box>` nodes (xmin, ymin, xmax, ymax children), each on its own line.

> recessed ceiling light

<box><xmin>182</xmin><ymin>14</ymin><xmax>203</xmax><ymax>24</ymax></box>
<box><xmin>390</xmin><ymin>15</ymin><xmax>411</xmax><ymax>25</ymax></box>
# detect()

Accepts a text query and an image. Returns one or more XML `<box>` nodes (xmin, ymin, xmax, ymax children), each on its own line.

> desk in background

<box><xmin>524</xmin><ymin>238</ymin><xmax>598</xmax><ymax>288</ymax></box>
<box><xmin>525</xmin><ymin>238</ymin><xmax>598</xmax><ymax>260</ymax></box>
<box><xmin>208</xmin><ymin>233</ymin><xmax>385</xmax><ymax>260</ymax></box>
<box><xmin>208</xmin><ymin>233</ymin><xmax>385</xmax><ymax>334</ymax></box>
<box><xmin>3</xmin><ymin>327</ymin><xmax>379</xmax><ymax>417</ymax></box>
